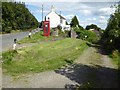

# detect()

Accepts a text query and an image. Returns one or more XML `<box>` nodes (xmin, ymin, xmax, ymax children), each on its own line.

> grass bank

<box><xmin>2</xmin><ymin>38</ymin><xmax>88</xmax><ymax>75</ymax></box>
<box><xmin>18</xmin><ymin>31</ymin><xmax>60</xmax><ymax>44</ymax></box>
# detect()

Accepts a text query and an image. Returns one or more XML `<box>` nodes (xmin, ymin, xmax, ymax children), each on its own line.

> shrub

<box><xmin>5</xmin><ymin>27</ymin><xmax>12</xmax><ymax>33</ymax></box>
<box><xmin>73</xmin><ymin>27</ymin><xmax>99</xmax><ymax>43</ymax></box>
<box><xmin>2</xmin><ymin>50</ymin><xmax>17</xmax><ymax>64</ymax></box>
<box><xmin>85</xmin><ymin>30</ymin><xmax>99</xmax><ymax>43</ymax></box>
<box><xmin>57</xmin><ymin>25</ymin><xmax>62</xmax><ymax>30</ymax></box>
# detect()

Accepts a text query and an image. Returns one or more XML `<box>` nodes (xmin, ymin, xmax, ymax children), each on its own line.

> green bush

<box><xmin>5</xmin><ymin>27</ymin><xmax>12</xmax><ymax>33</ymax></box>
<box><xmin>2</xmin><ymin>50</ymin><xmax>17</xmax><ymax>64</ymax></box>
<box><xmin>58</xmin><ymin>29</ymin><xmax>65</xmax><ymax>37</ymax></box>
<box><xmin>109</xmin><ymin>50</ymin><xmax>120</xmax><ymax>65</ymax></box>
<box><xmin>64</xmin><ymin>31</ymin><xmax>71</xmax><ymax>37</ymax></box>
<box><xmin>57</xmin><ymin>25</ymin><xmax>62</xmax><ymax>30</ymax></box>
<box><xmin>85</xmin><ymin>31</ymin><xmax>99</xmax><ymax>43</ymax></box>
<box><xmin>74</xmin><ymin>27</ymin><xmax>99</xmax><ymax>43</ymax></box>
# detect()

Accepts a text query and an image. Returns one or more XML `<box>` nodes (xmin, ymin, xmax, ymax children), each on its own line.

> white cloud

<box><xmin>15</xmin><ymin>0</ymin><xmax>119</xmax><ymax>2</ymax></box>
<box><xmin>99</xmin><ymin>19</ymin><xmax>107</xmax><ymax>24</ymax></box>
<box><xmin>73</xmin><ymin>3</ymin><xmax>93</xmax><ymax>10</ymax></box>
<box><xmin>15</xmin><ymin>0</ymin><xmax>80</xmax><ymax>2</ymax></box>
<box><xmin>30</xmin><ymin>10</ymin><xmax>49</xmax><ymax>14</ymax></box>
<box><xmin>80</xmin><ymin>18</ymin><xmax>107</xmax><ymax>29</ymax></box>
<box><xmin>65</xmin><ymin>15</ymin><xmax>74</xmax><ymax>20</ymax></box>
<box><xmin>97</xmin><ymin>17</ymin><xmax>108</xmax><ymax>29</ymax></box>
<box><xmin>86</xmin><ymin>18</ymin><xmax>92</xmax><ymax>21</ymax></box>
<box><xmin>64</xmin><ymin>14</ymin><xmax>74</xmax><ymax>24</ymax></box>
<box><xmin>100</xmin><ymin>16</ymin><xmax>105</xmax><ymax>19</ymax></box>
<box><xmin>80</xmin><ymin>18</ymin><xmax>95</xmax><ymax>28</ymax></box>
<box><xmin>97</xmin><ymin>7</ymin><xmax>116</xmax><ymax>16</ymax></box>
<box><xmin>93</xmin><ymin>18</ymin><xmax>96</xmax><ymax>20</ymax></box>
<box><xmin>99</xmin><ymin>8</ymin><xmax>111</xmax><ymax>15</ymax></box>
<box><xmin>86</xmin><ymin>17</ymin><xmax>96</xmax><ymax>21</ymax></box>
<box><xmin>24</xmin><ymin>1</ymin><xmax>117</xmax><ymax>17</ymax></box>
<box><xmin>81</xmin><ymin>10</ymin><xmax>92</xmax><ymax>16</ymax></box>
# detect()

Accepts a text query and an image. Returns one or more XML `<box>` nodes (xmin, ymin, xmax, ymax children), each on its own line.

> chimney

<box><xmin>51</xmin><ymin>5</ymin><xmax>55</xmax><ymax>12</ymax></box>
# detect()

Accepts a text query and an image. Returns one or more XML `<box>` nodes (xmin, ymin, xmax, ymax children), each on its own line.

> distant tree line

<box><xmin>85</xmin><ymin>24</ymin><xmax>101</xmax><ymax>31</ymax></box>
<box><xmin>2</xmin><ymin>2</ymin><xmax>39</xmax><ymax>33</ymax></box>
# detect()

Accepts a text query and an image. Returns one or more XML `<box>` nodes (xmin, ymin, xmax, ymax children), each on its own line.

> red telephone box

<box><xmin>43</xmin><ymin>21</ymin><xmax>50</xmax><ymax>36</ymax></box>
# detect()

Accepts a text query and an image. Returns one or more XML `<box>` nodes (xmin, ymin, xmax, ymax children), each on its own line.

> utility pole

<box><xmin>60</xmin><ymin>11</ymin><xmax>61</xmax><ymax>16</ymax></box>
<box><xmin>42</xmin><ymin>4</ymin><xmax>43</xmax><ymax>28</ymax></box>
<box><xmin>42</xmin><ymin>4</ymin><xmax>43</xmax><ymax>21</ymax></box>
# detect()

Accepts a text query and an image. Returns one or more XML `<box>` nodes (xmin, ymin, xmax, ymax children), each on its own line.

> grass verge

<box><xmin>2</xmin><ymin>38</ymin><xmax>88</xmax><ymax>75</ymax></box>
<box><xmin>18</xmin><ymin>31</ymin><xmax>60</xmax><ymax>44</ymax></box>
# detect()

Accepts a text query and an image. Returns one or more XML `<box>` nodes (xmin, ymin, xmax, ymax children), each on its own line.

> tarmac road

<box><xmin>0</xmin><ymin>28</ymin><xmax>42</xmax><ymax>52</ymax></box>
<box><xmin>0</xmin><ymin>31</ymin><xmax>29</xmax><ymax>52</ymax></box>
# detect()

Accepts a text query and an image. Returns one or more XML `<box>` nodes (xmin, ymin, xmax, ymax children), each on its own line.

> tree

<box><xmin>66</xmin><ymin>21</ymin><xmax>69</xmax><ymax>25</ymax></box>
<box><xmin>85</xmin><ymin>24</ymin><xmax>101</xmax><ymax>30</ymax></box>
<box><xmin>70</xmin><ymin>16</ymin><xmax>79</xmax><ymax>27</ymax></box>
<box><xmin>2</xmin><ymin>2</ymin><xmax>39</xmax><ymax>33</ymax></box>
<box><xmin>101</xmin><ymin>1</ymin><xmax>120</xmax><ymax>52</ymax></box>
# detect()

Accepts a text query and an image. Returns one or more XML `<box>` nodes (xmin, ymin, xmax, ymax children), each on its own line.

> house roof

<box><xmin>46</xmin><ymin>9</ymin><xmax>66</xmax><ymax>20</ymax></box>
<box><xmin>59</xmin><ymin>15</ymin><xmax>66</xmax><ymax>20</ymax></box>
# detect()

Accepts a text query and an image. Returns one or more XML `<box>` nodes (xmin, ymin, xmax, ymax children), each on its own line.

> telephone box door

<box><xmin>43</xmin><ymin>21</ymin><xmax>50</xmax><ymax>36</ymax></box>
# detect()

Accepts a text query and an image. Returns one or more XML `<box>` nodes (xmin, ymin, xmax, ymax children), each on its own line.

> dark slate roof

<box><xmin>59</xmin><ymin>15</ymin><xmax>66</xmax><ymax>20</ymax></box>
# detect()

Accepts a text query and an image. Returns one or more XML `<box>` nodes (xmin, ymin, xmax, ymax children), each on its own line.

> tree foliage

<box><xmin>70</xmin><ymin>16</ymin><xmax>80</xmax><ymax>27</ymax></box>
<box><xmin>101</xmin><ymin>2</ymin><xmax>120</xmax><ymax>53</ymax></box>
<box><xmin>85</xmin><ymin>24</ymin><xmax>101</xmax><ymax>30</ymax></box>
<box><xmin>2</xmin><ymin>2</ymin><xmax>39</xmax><ymax>33</ymax></box>
<box><xmin>74</xmin><ymin>27</ymin><xmax>98</xmax><ymax>43</ymax></box>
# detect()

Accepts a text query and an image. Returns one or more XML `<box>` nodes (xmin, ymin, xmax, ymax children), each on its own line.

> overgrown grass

<box><xmin>18</xmin><ymin>31</ymin><xmax>59</xmax><ymax>44</ymax></box>
<box><xmin>2</xmin><ymin>38</ymin><xmax>88</xmax><ymax>75</ymax></box>
<box><xmin>0</xmin><ymin>53</ymin><xmax>2</xmax><ymax>67</ymax></box>
<box><xmin>108</xmin><ymin>50</ymin><xmax>120</xmax><ymax>87</ymax></box>
<box><xmin>109</xmin><ymin>50</ymin><xmax>120</xmax><ymax>66</ymax></box>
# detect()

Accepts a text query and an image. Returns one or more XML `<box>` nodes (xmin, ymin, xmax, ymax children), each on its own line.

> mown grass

<box><xmin>2</xmin><ymin>38</ymin><xmax>88</xmax><ymax>75</ymax></box>
<box><xmin>18</xmin><ymin>31</ymin><xmax>59</xmax><ymax>44</ymax></box>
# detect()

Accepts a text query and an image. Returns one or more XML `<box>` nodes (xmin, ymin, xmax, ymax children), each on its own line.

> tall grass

<box><xmin>109</xmin><ymin>50</ymin><xmax>120</xmax><ymax>66</ymax></box>
<box><xmin>2</xmin><ymin>38</ymin><xmax>88</xmax><ymax>75</ymax></box>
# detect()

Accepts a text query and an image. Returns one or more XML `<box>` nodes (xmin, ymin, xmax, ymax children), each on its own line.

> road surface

<box><xmin>0</xmin><ymin>31</ymin><xmax>29</xmax><ymax>52</ymax></box>
<box><xmin>0</xmin><ymin>28</ymin><xmax>42</xmax><ymax>52</ymax></box>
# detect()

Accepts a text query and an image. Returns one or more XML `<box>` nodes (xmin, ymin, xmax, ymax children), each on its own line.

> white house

<box><xmin>45</xmin><ymin>6</ymin><xmax>70</xmax><ymax>31</ymax></box>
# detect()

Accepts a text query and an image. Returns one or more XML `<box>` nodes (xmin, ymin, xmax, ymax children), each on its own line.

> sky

<box><xmin>15</xmin><ymin>0</ymin><xmax>120</xmax><ymax>29</ymax></box>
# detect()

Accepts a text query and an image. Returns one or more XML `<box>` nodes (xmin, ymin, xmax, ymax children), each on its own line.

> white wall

<box><xmin>46</xmin><ymin>11</ymin><xmax>60</xmax><ymax>28</ymax></box>
<box><xmin>61</xmin><ymin>19</ymin><xmax>66</xmax><ymax>26</ymax></box>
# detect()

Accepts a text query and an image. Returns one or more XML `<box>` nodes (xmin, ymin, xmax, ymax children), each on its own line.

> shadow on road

<box><xmin>86</xmin><ymin>42</ymin><xmax>108</xmax><ymax>55</ymax></box>
<box><xmin>55</xmin><ymin>63</ymin><xmax>119</xmax><ymax>89</ymax></box>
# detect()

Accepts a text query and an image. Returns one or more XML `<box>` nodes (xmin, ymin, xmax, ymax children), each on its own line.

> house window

<box><xmin>60</xmin><ymin>19</ymin><xmax>62</xmax><ymax>24</ymax></box>
<box><xmin>48</xmin><ymin>17</ymin><xmax>50</xmax><ymax>20</ymax></box>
